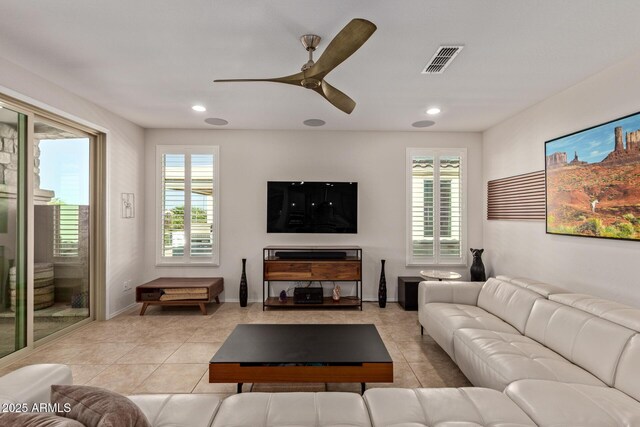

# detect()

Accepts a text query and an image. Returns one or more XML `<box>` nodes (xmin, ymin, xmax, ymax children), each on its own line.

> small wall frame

<box><xmin>121</xmin><ymin>193</ymin><xmax>135</xmax><ymax>219</ymax></box>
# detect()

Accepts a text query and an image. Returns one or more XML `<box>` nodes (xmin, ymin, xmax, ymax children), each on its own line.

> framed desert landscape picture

<box><xmin>545</xmin><ymin>111</ymin><xmax>640</xmax><ymax>241</ymax></box>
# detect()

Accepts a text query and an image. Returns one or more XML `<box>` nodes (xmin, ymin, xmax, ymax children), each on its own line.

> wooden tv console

<box><xmin>262</xmin><ymin>246</ymin><xmax>362</xmax><ymax>310</ymax></box>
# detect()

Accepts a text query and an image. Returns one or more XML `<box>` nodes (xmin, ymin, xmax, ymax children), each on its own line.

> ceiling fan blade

<box><xmin>313</xmin><ymin>80</ymin><xmax>356</xmax><ymax>114</ymax></box>
<box><xmin>214</xmin><ymin>72</ymin><xmax>304</xmax><ymax>86</ymax></box>
<box><xmin>308</xmin><ymin>18</ymin><xmax>376</xmax><ymax>80</ymax></box>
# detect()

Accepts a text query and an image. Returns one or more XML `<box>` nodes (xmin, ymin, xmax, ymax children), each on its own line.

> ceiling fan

<box><xmin>214</xmin><ymin>18</ymin><xmax>377</xmax><ymax>114</ymax></box>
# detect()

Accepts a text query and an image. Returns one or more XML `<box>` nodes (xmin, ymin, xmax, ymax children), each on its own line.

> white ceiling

<box><xmin>1</xmin><ymin>1</ymin><xmax>640</xmax><ymax>131</ymax></box>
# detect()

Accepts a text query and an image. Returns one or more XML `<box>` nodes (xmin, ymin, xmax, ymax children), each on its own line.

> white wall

<box><xmin>483</xmin><ymin>52</ymin><xmax>640</xmax><ymax>307</ymax></box>
<box><xmin>144</xmin><ymin>129</ymin><xmax>483</xmax><ymax>302</ymax></box>
<box><xmin>0</xmin><ymin>56</ymin><xmax>146</xmax><ymax>318</ymax></box>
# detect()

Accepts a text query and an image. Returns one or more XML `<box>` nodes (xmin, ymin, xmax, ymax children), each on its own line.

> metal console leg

<box><xmin>237</xmin><ymin>383</ymin><xmax>243</xmax><ymax>393</ymax></box>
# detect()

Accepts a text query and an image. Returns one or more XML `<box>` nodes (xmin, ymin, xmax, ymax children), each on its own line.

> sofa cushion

<box><xmin>211</xmin><ymin>392</ymin><xmax>371</xmax><ymax>427</ymax></box>
<box><xmin>364</xmin><ymin>387</ymin><xmax>535</xmax><ymax>427</ymax></box>
<box><xmin>614</xmin><ymin>334</ymin><xmax>640</xmax><ymax>402</ymax></box>
<box><xmin>477</xmin><ymin>278</ymin><xmax>541</xmax><ymax>333</ymax></box>
<box><xmin>524</xmin><ymin>298</ymin><xmax>635</xmax><ymax>386</ymax></box>
<box><xmin>52</xmin><ymin>385</ymin><xmax>150</xmax><ymax>427</ymax></box>
<box><xmin>127</xmin><ymin>394</ymin><xmax>221</xmax><ymax>427</ymax></box>
<box><xmin>550</xmin><ymin>293</ymin><xmax>640</xmax><ymax>332</ymax></box>
<box><xmin>422</xmin><ymin>303</ymin><xmax>519</xmax><ymax>360</ymax></box>
<box><xmin>419</xmin><ymin>281</ymin><xmax>483</xmax><ymax>305</ymax></box>
<box><xmin>495</xmin><ymin>275</ymin><xmax>566</xmax><ymax>297</ymax></box>
<box><xmin>0</xmin><ymin>413</ymin><xmax>85</xmax><ymax>426</ymax></box>
<box><xmin>453</xmin><ymin>328</ymin><xmax>605</xmax><ymax>391</ymax></box>
<box><xmin>506</xmin><ymin>379</ymin><xmax>640</xmax><ymax>427</ymax></box>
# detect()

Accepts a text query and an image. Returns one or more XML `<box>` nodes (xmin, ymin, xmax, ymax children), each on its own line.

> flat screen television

<box><xmin>267</xmin><ymin>181</ymin><xmax>358</xmax><ymax>233</ymax></box>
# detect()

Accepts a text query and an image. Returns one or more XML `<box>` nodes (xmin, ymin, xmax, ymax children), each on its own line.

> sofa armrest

<box><xmin>0</xmin><ymin>364</ymin><xmax>72</xmax><ymax>408</ymax></box>
<box><xmin>419</xmin><ymin>281</ymin><xmax>482</xmax><ymax>306</ymax></box>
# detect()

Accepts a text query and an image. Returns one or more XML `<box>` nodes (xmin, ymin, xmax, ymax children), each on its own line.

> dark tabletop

<box><xmin>137</xmin><ymin>277</ymin><xmax>223</xmax><ymax>289</ymax></box>
<box><xmin>210</xmin><ymin>324</ymin><xmax>392</xmax><ymax>364</ymax></box>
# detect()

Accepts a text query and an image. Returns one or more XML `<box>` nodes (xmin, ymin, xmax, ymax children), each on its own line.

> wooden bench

<box><xmin>136</xmin><ymin>277</ymin><xmax>224</xmax><ymax>315</ymax></box>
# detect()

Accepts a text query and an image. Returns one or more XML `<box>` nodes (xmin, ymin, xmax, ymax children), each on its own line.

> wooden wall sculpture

<box><xmin>487</xmin><ymin>170</ymin><xmax>545</xmax><ymax>220</ymax></box>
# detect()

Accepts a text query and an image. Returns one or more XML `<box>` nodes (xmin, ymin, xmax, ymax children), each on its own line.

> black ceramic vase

<box><xmin>378</xmin><ymin>259</ymin><xmax>387</xmax><ymax>308</ymax></box>
<box><xmin>470</xmin><ymin>248</ymin><xmax>486</xmax><ymax>282</ymax></box>
<box><xmin>239</xmin><ymin>258</ymin><xmax>248</xmax><ymax>307</ymax></box>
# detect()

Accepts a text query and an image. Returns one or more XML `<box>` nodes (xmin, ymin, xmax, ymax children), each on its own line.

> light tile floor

<box><xmin>0</xmin><ymin>302</ymin><xmax>470</xmax><ymax>398</ymax></box>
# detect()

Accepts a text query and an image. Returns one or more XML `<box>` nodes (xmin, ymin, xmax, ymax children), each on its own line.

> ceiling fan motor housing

<box><xmin>301</xmin><ymin>78</ymin><xmax>321</xmax><ymax>89</ymax></box>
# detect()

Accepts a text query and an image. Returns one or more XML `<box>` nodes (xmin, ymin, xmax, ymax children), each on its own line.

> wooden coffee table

<box><xmin>136</xmin><ymin>277</ymin><xmax>223</xmax><ymax>315</ymax></box>
<box><xmin>209</xmin><ymin>324</ymin><xmax>393</xmax><ymax>394</ymax></box>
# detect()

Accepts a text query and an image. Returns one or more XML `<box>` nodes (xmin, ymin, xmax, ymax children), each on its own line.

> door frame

<box><xmin>0</xmin><ymin>93</ymin><xmax>107</xmax><ymax>362</ymax></box>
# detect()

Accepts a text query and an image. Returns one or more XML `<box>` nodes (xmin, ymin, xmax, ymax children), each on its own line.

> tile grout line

<box><xmin>130</xmin><ymin>363</ymin><xmax>164</xmax><ymax>394</ymax></box>
<box><xmin>191</xmin><ymin>367</ymin><xmax>210</xmax><ymax>393</ymax></box>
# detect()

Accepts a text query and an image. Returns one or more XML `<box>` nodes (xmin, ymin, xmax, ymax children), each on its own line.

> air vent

<box><xmin>422</xmin><ymin>45</ymin><xmax>464</xmax><ymax>74</ymax></box>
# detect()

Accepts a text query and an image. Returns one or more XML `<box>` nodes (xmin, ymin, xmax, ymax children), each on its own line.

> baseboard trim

<box><xmin>222</xmin><ymin>298</ymin><xmax>262</xmax><ymax>303</ymax></box>
<box><xmin>107</xmin><ymin>302</ymin><xmax>138</xmax><ymax>319</ymax></box>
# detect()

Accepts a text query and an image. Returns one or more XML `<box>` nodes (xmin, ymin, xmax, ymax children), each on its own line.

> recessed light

<box><xmin>303</xmin><ymin>119</ymin><xmax>326</xmax><ymax>127</ymax></box>
<box><xmin>412</xmin><ymin>120</ymin><xmax>436</xmax><ymax>128</ymax></box>
<box><xmin>204</xmin><ymin>118</ymin><xmax>228</xmax><ymax>126</ymax></box>
<box><xmin>426</xmin><ymin>107</ymin><xmax>441</xmax><ymax>115</ymax></box>
<box><xmin>192</xmin><ymin>105</ymin><xmax>207</xmax><ymax>112</ymax></box>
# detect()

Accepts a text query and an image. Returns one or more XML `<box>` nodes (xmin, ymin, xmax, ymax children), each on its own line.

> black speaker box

<box><xmin>293</xmin><ymin>287</ymin><xmax>324</xmax><ymax>304</ymax></box>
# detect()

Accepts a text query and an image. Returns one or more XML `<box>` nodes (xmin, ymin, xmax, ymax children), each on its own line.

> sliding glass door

<box><xmin>33</xmin><ymin>117</ymin><xmax>91</xmax><ymax>341</ymax></box>
<box><xmin>0</xmin><ymin>105</ymin><xmax>27</xmax><ymax>358</ymax></box>
<box><xmin>0</xmin><ymin>95</ymin><xmax>102</xmax><ymax>362</ymax></box>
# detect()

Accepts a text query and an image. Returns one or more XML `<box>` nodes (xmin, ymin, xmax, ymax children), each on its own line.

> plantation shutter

<box><xmin>190</xmin><ymin>154</ymin><xmax>214</xmax><ymax>257</ymax></box>
<box><xmin>439</xmin><ymin>155</ymin><xmax>462</xmax><ymax>261</ymax></box>
<box><xmin>157</xmin><ymin>146</ymin><xmax>219</xmax><ymax>265</ymax></box>
<box><xmin>161</xmin><ymin>154</ymin><xmax>186</xmax><ymax>258</ymax></box>
<box><xmin>423</xmin><ymin>180</ymin><xmax>434</xmax><ymax>238</ymax></box>
<box><xmin>407</xmin><ymin>149</ymin><xmax>465</xmax><ymax>265</ymax></box>
<box><xmin>411</xmin><ymin>156</ymin><xmax>435</xmax><ymax>259</ymax></box>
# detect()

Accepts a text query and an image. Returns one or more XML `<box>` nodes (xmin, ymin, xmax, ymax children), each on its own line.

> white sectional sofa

<box><xmin>0</xmin><ymin>364</ymin><xmax>538</xmax><ymax>426</ymax></box>
<box><xmin>420</xmin><ymin>275</ymin><xmax>640</xmax><ymax>426</ymax></box>
<box><xmin>2</xmin><ymin>276</ymin><xmax>639</xmax><ymax>426</ymax></box>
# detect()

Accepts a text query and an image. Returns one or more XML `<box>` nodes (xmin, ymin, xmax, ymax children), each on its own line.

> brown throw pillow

<box><xmin>51</xmin><ymin>385</ymin><xmax>150</xmax><ymax>427</ymax></box>
<box><xmin>0</xmin><ymin>412</ymin><xmax>85</xmax><ymax>426</ymax></box>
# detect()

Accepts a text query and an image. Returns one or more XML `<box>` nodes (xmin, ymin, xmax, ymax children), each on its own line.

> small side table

<box><xmin>136</xmin><ymin>277</ymin><xmax>224</xmax><ymax>315</ymax></box>
<box><xmin>420</xmin><ymin>270</ymin><xmax>462</xmax><ymax>282</ymax></box>
<box><xmin>398</xmin><ymin>276</ymin><xmax>422</xmax><ymax>311</ymax></box>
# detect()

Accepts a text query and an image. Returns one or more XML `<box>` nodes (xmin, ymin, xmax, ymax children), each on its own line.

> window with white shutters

<box><xmin>407</xmin><ymin>148</ymin><xmax>466</xmax><ymax>265</ymax></box>
<box><xmin>156</xmin><ymin>146</ymin><xmax>219</xmax><ymax>265</ymax></box>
